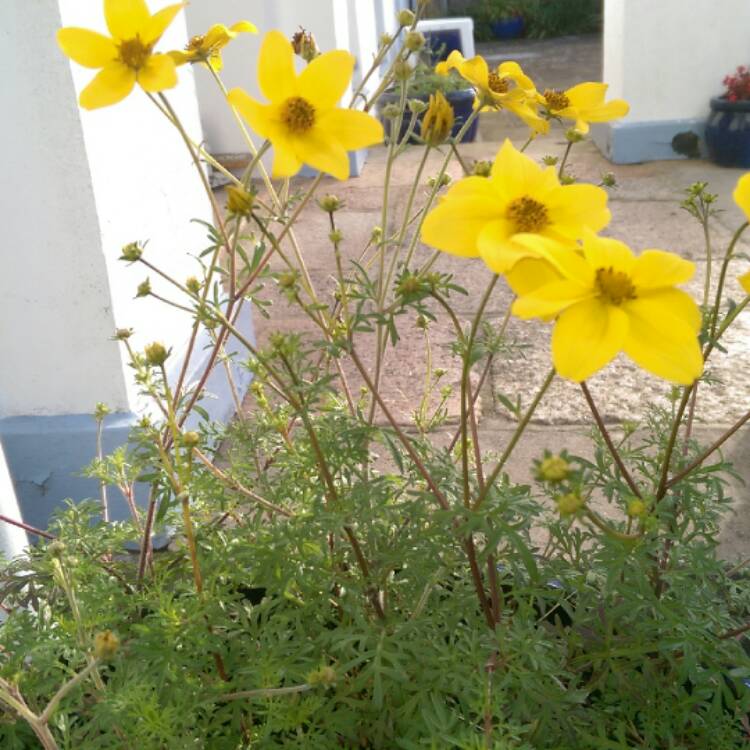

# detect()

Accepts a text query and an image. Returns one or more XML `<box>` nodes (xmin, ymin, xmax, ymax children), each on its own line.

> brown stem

<box><xmin>0</xmin><ymin>514</ymin><xmax>53</xmax><ymax>540</ymax></box>
<box><xmin>580</xmin><ymin>382</ymin><xmax>642</xmax><ymax>499</ymax></box>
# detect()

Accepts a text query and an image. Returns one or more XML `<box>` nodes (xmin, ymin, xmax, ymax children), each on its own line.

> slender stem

<box><xmin>709</xmin><ymin>222</ymin><xmax>749</xmax><ymax>340</ymax></box>
<box><xmin>473</xmin><ymin>369</ymin><xmax>555</xmax><ymax>511</ymax></box>
<box><xmin>95</xmin><ymin>417</ymin><xmax>108</xmax><ymax>523</ymax></box>
<box><xmin>580</xmin><ymin>382</ymin><xmax>642</xmax><ymax>499</ymax></box>
<box><xmin>583</xmin><ymin>508</ymin><xmax>642</xmax><ymax>542</ymax></box>
<box><xmin>655</xmin><ymin>386</ymin><xmax>693</xmax><ymax>499</ymax></box>
<box><xmin>136</xmin><ymin>486</ymin><xmax>157</xmax><ymax>587</ymax></box>
<box><xmin>40</xmin><ymin>661</ymin><xmax>100</xmax><ymax>724</ymax></box>
<box><xmin>218</xmin><ymin>684</ymin><xmax>313</xmax><ymax>702</ymax></box>
<box><xmin>0</xmin><ymin>514</ymin><xmax>53</xmax><ymax>540</ymax></box>
<box><xmin>557</xmin><ymin>140</ymin><xmax>574</xmax><ymax>178</ymax></box>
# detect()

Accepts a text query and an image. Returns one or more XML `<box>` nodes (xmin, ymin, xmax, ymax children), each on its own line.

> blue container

<box><xmin>706</xmin><ymin>97</ymin><xmax>750</xmax><ymax>167</ymax></box>
<box><xmin>490</xmin><ymin>15</ymin><xmax>525</xmax><ymax>40</ymax></box>
<box><xmin>377</xmin><ymin>88</ymin><xmax>479</xmax><ymax>144</ymax></box>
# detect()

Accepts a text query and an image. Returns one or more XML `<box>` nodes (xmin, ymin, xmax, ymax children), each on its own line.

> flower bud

<box><xmin>601</xmin><ymin>171</ymin><xmax>617</xmax><ymax>188</ymax></box>
<box><xmin>48</xmin><ymin>540</ymin><xmax>65</xmax><ymax>558</ymax></box>
<box><xmin>307</xmin><ymin>665</ymin><xmax>337</xmax><ymax>686</ymax></box>
<box><xmin>472</xmin><ymin>160</ymin><xmax>492</xmax><ymax>177</ymax></box>
<box><xmin>381</xmin><ymin>103</ymin><xmax>402</xmax><ymax>119</ymax></box>
<box><xmin>408</xmin><ymin>98</ymin><xmax>428</xmax><ymax>114</ymax></box>
<box><xmin>404</xmin><ymin>30</ymin><xmax>425</xmax><ymax>52</ymax></box>
<box><xmin>226</xmin><ymin>185</ymin><xmax>254</xmax><ymax>217</ymax></box>
<box><xmin>136</xmin><ymin>278</ymin><xmax>151</xmax><ymax>298</ymax></box>
<box><xmin>114</xmin><ymin>328</ymin><xmax>133</xmax><ymax>341</ymax></box>
<box><xmin>94</xmin><ymin>402</ymin><xmax>110</xmax><ymax>421</ymax></box>
<box><xmin>93</xmin><ymin>630</ymin><xmax>120</xmax><ymax>660</ymax></box>
<box><xmin>186</xmin><ymin>276</ymin><xmax>202</xmax><ymax>294</ymax></box>
<box><xmin>291</xmin><ymin>28</ymin><xmax>319</xmax><ymax>62</ymax></box>
<box><xmin>396</xmin><ymin>274</ymin><xmax>422</xmax><ymax>297</ymax></box>
<box><xmin>318</xmin><ymin>194</ymin><xmax>343</xmax><ymax>213</ymax></box>
<box><xmin>542</xmin><ymin>155</ymin><xmax>558</xmax><ymax>166</ymax></box>
<box><xmin>379</xmin><ymin>32</ymin><xmax>393</xmax><ymax>47</ymax></box>
<box><xmin>421</xmin><ymin>90</ymin><xmax>454</xmax><ymax>146</ymax></box>
<box><xmin>370</xmin><ymin>226</ymin><xmax>383</xmax><ymax>244</ymax></box>
<box><xmin>416</xmin><ymin>315</ymin><xmax>429</xmax><ymax>330</ymax></box>
<box><xmin>626</xmin><ymin>498</ymin><xmax>647</xmax><ymax>518</ymax></box>
<box><xmin>556</xmin><ymin>492</ymin><xmax>584</xmax><ymax>517</ymax></box>
<box><xmin>144</xmin><ymin>341</ymin><xmax>169</xmax><ymax>366</ymax></box>
<box><xmin>427</xmin><ymin>173</ymin><xmax>451</xmax><ymax>189</ymax></box>
<box><xmin>538</xmin><ymin>455</ymin><xmax>570</xmax><ymax>483</ymax></box>
<box><xmin>559</xmin><ymin>173</ymin><xmax>576</xmax><ymax>185</ymax></box>
<box><xmin>329</xmin><ymin>229</ymin><xmax>344</xmax><ymax>244</ymax></box>
<box><xmin>278</xmin><ymin>270</ymin><xmax>299</xmax><ymax>289</ymax></box>
<box><xmin>182</xmin><ymin>431</ymin><xmax>200</xmax><ymax>448</ymax></box>
<box><xmin>565</xmin><ymin>128</ymin><xmax>584</xmax><ymax>143</ymax></box>
<box><xmin>120</xmin><ymin>241</ymin><xmax>143</xmax><ymax>262</ymax></box>
<box><xmin>397</xmin><ymin>9</ymin><xmax>415</xmax><ymax>26</ymax></box>
<box><xmin>393</xmin><ymin>60</ymin><xmax>413</xmax><ymax>82</ymax></box>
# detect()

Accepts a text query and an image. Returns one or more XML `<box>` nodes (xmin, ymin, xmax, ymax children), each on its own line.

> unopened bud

<box><xmin>601</xmin><ymin>171</ymin><xmax>617</xmax><ymax>188</ymax></box>
<box><xmin>473</xmin><ymin>160</ymin><xmax>492</xmax><ymax>177</ymax></box>
<box><xmin>226</xmin><ymin>185</ymin><xmax>254</xmax><ymax>217</ymax></box>
<box><xmin>393</xmin><ymin>60</ymin><xmax>413</xmax><ymax>82</ymax></box>
<box><xmin>291</xmin><ymin>27</ymin><xmax>319</xmax><ymax>63</ymax></box>
<box><xmin>48</xmin><ymin>541</ymin><xmax>65</xmax><ymax>558</ymax></box>
<box><xmin>404</xmin><ymin>30</ymin><xmax>425</xmax><ymax>52</ymax></box>
<box><xmin>182</xmin><ymin>431</ymin><xmax>200</xmax><ymax>448</ymax></box>
<box><xmin>381</xmin><ymin>103</ymin><xmax>401</xmax><ymax>119</ymax></box>
<box><xmin>307</xmin><ymin>665</ymin><xmax>337</xmax><ymax>686</ymax></box>
<box><xmin>556</xmin><ymin>492</ymin><xmax>584</xmax><ymax>517</ymax></box>
<box><xmin>416</xmin><ymin>315</ymin><xmax>428</xmax><ymax>330</ymax></box>
<box><xmin>538</xmin><ymin>455</ymin><xmax>570</xmax><ymax>482</ymax></box>
<box><xmin>114</xmin><ymin>328</ymin><xmax>133</xmax><ymax>341</ymax></box>
<box><xmin>186</xmin><ymin>276</ymin><xmax>202</xmax><ymax>294</ymax></box>
<box><xmin>329</xmin><ymin>228</ymin><xmax>344</xmax><ymax>244</ymax></box>
<box><xmin>542</xmin><ymin>155</ymin><xmax>558</xmax><ymax>166</ymax></box>
<box><xmin>278</xmin><ymin>270</ymin><xmax>299</xmax><ymax>289</ymax></box>
<box><xmin>144</xmin><ymin>341</ymin><xmax>169</xmax><ymax>366</ymax></box>
<box><xmin>371</xmin><ymin>226</ymin><xmax>383</xmax><ymax>243</ymax></box>
<box><xmin>427</xmin><ymin>173</ymin><xmax>451</xmax><ymax>188</ymax></box>
<box><xmin>421</xmin><ymin>90</ymin><xmax>454</xmax><ymax>146</ymax></box>
<box><xmin>565</xmin><ymin>128</ymin><xmax>584</xmax><ymax>143</ymax></box>
<box><xmin>94</xmin><ymin>402</ymin><xmax>110</xmax><ymax>421</ymax></box>
<box><xmin>93</xmin><ymin>630</ymin><xmax>120</xmax><ymax>660</ymax></box>
<box><xmin>408</xmin><ymin>98</ymin><xmax>428</xmax><ymax>114</ymax></box>
<box><xmin>627</xmin><ymin>498</ymin><xmax>647</xmax><ymax>518</ymax></box>
<box><xmin>397</xmin><ymin>9</ymin><xmax>416</xmax><ymax>26</ymax></box>
<box><xmin>120</xmin><ymin>241</ymin><xmax>143</xmax><ymax>262</ymax></box>
<box><xmin>318</xmin><ymin>194</ymin><xmax>343</xmax><ymax>213</ymax></box>
<box><xmin>559</xmin><ymin>173</ymin><xmax>576</xmax><ymax>185</ymax></box>
<box><xmin>379</xmin><ymin>32</ymin><xmax>393</xmax><ymax>47</ymax></box>
<box><xmin>136</xmin><ymin>278</ymin><xmax>151</xmax><ymax>298</ymax></box>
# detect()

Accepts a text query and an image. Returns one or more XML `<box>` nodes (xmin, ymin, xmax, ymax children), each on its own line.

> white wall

<box><xmin>0</xmin><ymin>0</ymin><xmax>212</xmax><ymax>418</ymax></box>
<box><xmin>603</xmin><ymin>0</ymin><xmax>750</xmax><ymax>123</ymax></box>
<box><xmin>0</xmin><ymin>444</ymin><xmax>28</xmax><ymax>561</ymax></box>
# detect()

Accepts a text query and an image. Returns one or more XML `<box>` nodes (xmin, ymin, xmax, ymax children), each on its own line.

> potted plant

<box><xmin>706</xmin><ymin>65</ymin><xmax>750</xmax><ymax>167</ymax></box>
<box><xmin>472</xmin><ymin>0</ymin><xmax>526</xmax><ymax>40</ymax></box>
<box><xmin>376</xmin><ymin>63</ymin><xmax>479</xmax><ymax>144</ymax></box>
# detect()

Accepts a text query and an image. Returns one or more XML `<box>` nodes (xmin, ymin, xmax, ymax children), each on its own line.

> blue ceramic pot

<box><xmin>490</xmin><ymin>15</ymin><xmax>525</xmax><ymax>40</ymax></box>
<box><xmin>705</xmin><ymin>97</ymin><xmax>750</xmax><ymax>167</ymax></box>
<box><xmin>377</xmin><ymin>88</ymin><xmax>479</xmax><ymax>144</ymax></box>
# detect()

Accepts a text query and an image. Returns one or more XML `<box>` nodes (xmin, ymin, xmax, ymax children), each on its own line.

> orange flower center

<box><xmin>280</xmin><ymin>96</ymin><xmax>316</xmax><ymax>133</ymax></box>
<box><xmin>595</xmin><ymin>267</ymin><xmax>637</xmax><ymax>305</ymax></box>
<box><xmin>118</xmin><ymin>36</ymin><xmax>153</xmax><ymax>70</ymax></box>
<box><xmin>544</xmin><ymin>89</ymin><xmax>570</xmax><ymax>111</ymax></box>
<box><xmin>186</xmin><ymin>34</ymin><xmax>207</xmax><ymax>52</ymax></box>
<box><xmin>487</xmin><ymin>72</ymin><xmax>509</xmax><ymax>94</ymax></box>
<box><xmin>506</xmin><ymin>196</ymin><xmax>549</xmax><ymax>233</ymax></box>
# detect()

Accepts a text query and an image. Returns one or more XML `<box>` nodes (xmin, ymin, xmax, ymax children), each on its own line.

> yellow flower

<box><xmin>421</xmin><ymin>139</ymin><xmax>610</xmax><ymax>274</ymax></box>
<box><xmin>437</xmin><ymin>50</ymin><xmax>547</xmax><ymax>133</ymax></box>
<box><xmin>170</xmin><ymin>21</ymin><xmax>257</xmax><ymax>72</ymax></box>
<box><xmin>421</xmin><ymin>91</ymin><xmax>454</xmax><ymax>146</ymax></box>
<box><xmin>227</xmin><ymin>31</ymin><xmax>384</xmax><ymax>180</ymax></box>
<box><xmin>541</xmin><ymin>83</ymin><xmax>629</xmax><ymax>134</ymax></box>
<box><xmin>57</xmin><ymin>0</ymin><xmax>184</xmax><ymax>110</ymax></box>
<box><xmin>511</xmin><ymin>232</ymin><xmax>703</xmax><ymax>384</ymax></box>
<box><xmin>733</xmin><ymin>173</ymin><xmax>750</xmax><ymax>221</ymax></box>
<box><xmin>739</xmin><ymin>270</ymin><xmax>750</xmax><ymax>295</ymax></box>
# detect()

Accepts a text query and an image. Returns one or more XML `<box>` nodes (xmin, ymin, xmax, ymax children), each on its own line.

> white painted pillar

<box><xmin>0</xmin><ymin>445</ymin><xmax>28</xmax><ymax>562</ymax></box>
<box><xmin>597</xmin><ymin>0</ymin><xmax>750</xmax><ymax>163</ymax></box>
<box><xmin>0</xmin><ymin>0</ymin><xmax>252</xmax><ymax>530</ymax></box>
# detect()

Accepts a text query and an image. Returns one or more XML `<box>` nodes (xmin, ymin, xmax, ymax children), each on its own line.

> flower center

<box><xmin>544</xmin><ymin>88</ymin><xmax>570</xmax><ymax>111</ymax></box>
<box><xmin>487</xmin><ymin>71</ymin><xmax>509</xmax><ymax>94</ymax></box>
<box><xmin>506</xmin><ymin>196</ymin><xmax>549</xmax><ymax>233</ymax></box>
<box><xmin>186</xmin><ymin>34</ymin><xmax>206</xmax><ymax>52</ymax></box>
<box><xmin>595</xmin><ymin>267</ymin><xmax>637</xmax><ymax>305</ymax></box>
<box><xmin>118</xmin><ymin>36</ymin><xmax>152</xmax><ymax>70</ymax></box>
<box><xmin>280</xmin><ymin>96</ymin><xmax>316</xmax><ymax>133</ymax></box>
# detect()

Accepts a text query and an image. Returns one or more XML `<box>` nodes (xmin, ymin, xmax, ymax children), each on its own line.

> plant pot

<box><xmin>376</xmin><ymin>88</ymin><xmax>479</xmax><ymax>145</ymax></box>
<box><xmin>490</xmin><ymin>15</ymin><xmax>525</xmax><ymax>40</ymax></box>
<box><xmin>706</xmin><ymin>97</ymin><xmax>750</xmax><ymax>167</ymax></box>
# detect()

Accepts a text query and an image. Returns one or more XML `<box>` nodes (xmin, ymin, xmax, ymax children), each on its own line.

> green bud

<box><xmin>408</xmin><ymin>98</ymin><xmax>428</xmax><ymax>115</ymax></box>
<box><xmin>542</xmin><ymin>155</ymin><xmax>558</xmax><ymax>166</ymax></box>
<box><xmin>94</xmin><ymin>402</ymin><xmax>110</xmax><ymax>421</ymax></box>
<box><xmin>537</xmin><ymin>455</ymin><xmax>570</xmax><ymax>483</ymax></box>
<box><xmin>381</xmin><ymin>103</ymin><xmax>401</xmax><ymax>119</ymax></box>
<box><xmin>136</xmin><ymin>278</ymin><xmax>151</xmax><ymax>298</ymax></box>
<box><xmin>559</xmin><ymin>173</ymin><xmax>576</xmax><ymax>185</ymax></box>
<box><xmin>120</xmin><ymin>241</ymin><xmax>143</xmax><ymax>262</ymax></box>
<box><xmin>393</xmin><ymin>60</ymin><xmax>413</xmax><ymax>82</ymax></box>
<box><xmin>556</xmin><ymin>492</ymin><xmax>584</xmax><ymax>517</ymax></box>
<box><xmin>307</xmin><ymin>665</ymin><xmax>337</xmax><ymax>686</ymax></box>
<box><xmin>565</xmin><ymin>128</ymin><xmax>584</xmax><ymax>143</ymax></box>
<box><xmin>370</xmin><ymin>226</ymin><xmax>383</xmax><ymax>243</ymax></box>
<box><xmin>329</xmin><ymin>229</ymin><xmax>344</xmax><ymax>244</ymax></box>
<box><xmin>278</xmin><ymin>270</ymin><xmax>299</xmax><ymax>289</ymax></box>
<box><xmin>182</xmin><ymin>431</ymin><xmax>200</xmax><ymax>448</ymax></box>
<box><xmin>627</xmin><ymin>498</ymin><xmax>647</xmax><ymax>518</ymax></box>
<box><xmin>601</xmin><ymin>171</ymin><xmax>617</xmax><ymax>188</ymax></box>
<box><xmin>93</xmin><ymin>630</ymin><xmax>120</xmax><ymax>660</ymax></box>
<box><xmin>404</xmin><ymin>30</ymin><xmax>425</xmax><ymax>52</ymax></box>
<box><xmin>144</xmin><ymin>341</ymin><xmax>169</xmax><ymax>366</ymax></box>
<box><xmin>472</xmin><ymin>160</ymin><xmax>492</xmax><ymax>177</ymax></box>
<box><xmin>226</xmin><ymin>185</ymin><xmax>254</xmax><ymax>217</ymax></box>
<box><xmin>48</xmin><ymin>541</ymin><xmax>65</xmax><ymax>558</ymax></box>
<box><xmin>291</xmin><ymin>28</ymin><xmax>319</xmax><ymax>63</ymax></box>
<box><xmin>416</xmin><ymin>315</ymin><xmax>428</xmax><ymax>330</ymax></box>
<box><xmin>428</xmin><ymin>173</ymin><xmax>451</xmax><ymax>188</ymax></box>
<box><xmin>379</xmin><ymin>32</ymin><xmax>393</xmax><ymax>47</ymax></box>
<box><xmin>397</xmin><ymin>9</ymin><xmax>416</xmax><ymax>26</ymax></box>
<box><xmin>114</xmin><ymin>328</ymin><xmax>133</xmax><ymax>341</ymax></box>
<box><xmin>318</xmin><ymin>194</ymin><xmax>343</xmax><ymax>213</ymax></box>
<box><xmin>186</xmin><ymin>276</ymin><xmax>202</xmax><ymax>294</ymax></box>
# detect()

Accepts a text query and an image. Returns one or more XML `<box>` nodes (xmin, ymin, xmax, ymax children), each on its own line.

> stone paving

<box><xmin>239</xmin><ymin>36</ymin><xmax>750</xmax><ymax>559</ymax></box>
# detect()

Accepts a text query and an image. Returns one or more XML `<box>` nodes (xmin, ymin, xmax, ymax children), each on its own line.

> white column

<box><xmin>597</xmin><ymin>0</ymin><xmax>750</xmax><ymax>163</ymax></box>
<box><xmin>0</xmin><ymin>445</ymin><xmax>28</xmax><ymax>562</ymax></box>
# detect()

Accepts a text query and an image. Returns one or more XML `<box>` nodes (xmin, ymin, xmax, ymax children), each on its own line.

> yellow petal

<box><xmin>627</xmin><ymin>288</ymin><xmax>701</xmax><ymax>334</ymax></box>
<box><xmin>552</xmin><ymin>299</ymin><xmax>629</xmax><ymax>382</ymax></box>
<box><xmin>258</xmin><ymin>30</ymin><xmax>297</xmax><ymax>102</ymax></box>
<box><xmin>489</xmin><ymin>139</ymin><xmax>544</xmax><ymax>197</ymax></box>
<box><xmin>298</xmin><ymin>50</ymin><xmax>355</xmax><ymax>109</ymax></box>
<box><xmin>436</xmin><ymin>49</ymin><xmax>465</xmax><ymax>76</ymax></box>
<box><xmin>498</xmin><ymin>60</ymin><xmax>534</xmax><ymax>91</ymax></box>
<box><xmin>422</xmin><ymin>196</ymin><xmax>499</xmax><ymax>258</ymax></box>
<box><xmin>622</xmin><ymin>295</ymin><xmax>703</xmax><ymax>384</ymax></box>
<box><xmin>505</xmin><ymin>257</ymin><xmax>563</xmax><ymax>296</ymax></box>
<box><xmin>316</xmin><ymin>108</ymin><xmax>384</xmax><ymax>150</ymax></box>
<box><xmin>580</xmin><ymin>100</ymin><xmax>630</xmax><ymax>124</ymax></box>
<box><xmin>478</xmin><ymin>220</ymin><xmax>530</xmax><ymax>273</ymax></box>
<box><xmin>733</xmin><ymin>173</ymin><xmax>750</xmax><ymax>221</ymax></box>
<box><xmin>229</xmin><ymin>20</ymin><xmax>258</xmax><ymax>34</ymax></box>
<box><xmin>271</xmin><ymin>139</ymin><xmax>303</xmax><ymax>178</ymax></box>
<box><xmin>512</xmin><ymin>279</ymin><xmax>592</xmax><ymax>319</ymax></box>
<box><xmin>227</xmin><ymin>88</ymin><xmax>277</xmax><ymax>140</ymax></box>
<box><xmin>294</xmin><ymin>129</ymin><xmax>351</xmax><ymax>180</ymax></box>
<box><xmin>740</xmin><ymin>269</ymin><xmax>750</xmax><ymax>294</ymax></box>
<box><xmin>207</xmin><ymin>51</ymin><xmax>224</xmax><ymax>72</ymax></box>
<box><xmin>546</xmin><ymin>185</ymin><xmax>610</xmax><ymax>238</ymax></box>
<box><xmin>137</xmin><ymin>53</ymin><xmax>177</xmax><ymax>92</ymax></box>
<box><xmin>565</xmin><ymin>82</ymin><xmax>608</xmax><ymax>109</ymax></box>
<box><xmin>143</xmin><ymin>3</ymin><xmax>185</xmax><ymax>45</ymax></box>
<box><xmin>168</xmin><ymin>50</ymin><xmax>192</xmax><ymax>66</ymax></box>
<box><xmin>458</xmin><ymin>55</ymin><xmax>490</xmax><ymax>90</ymax></box>
<box><xmin>581</xmin><ymin>233</ymin><xmax>634</xmax><ymax>274</ymax></box>
<box><xmin>630</xmin><ymin>249</ymin><xmax>695</xmax><ymax>291</ymax></box>
<box><xmin>517</xmin><ymin>235</ymin><xmax>592</xmax><ymax>286</ymax></box>
<box><xmin>57</xmin><ymin>28</ymin><xmax>117</xmax><ymax>69</ymax></box>
<box><xmin>104</xmin><ymin>0</ymin><xmax>149</xmax><ymax>40</ymax></box>
<box><xmin>79</xmin><ymin>61</ymin><xmax>136</xmax><ymax>109</ymax></box>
